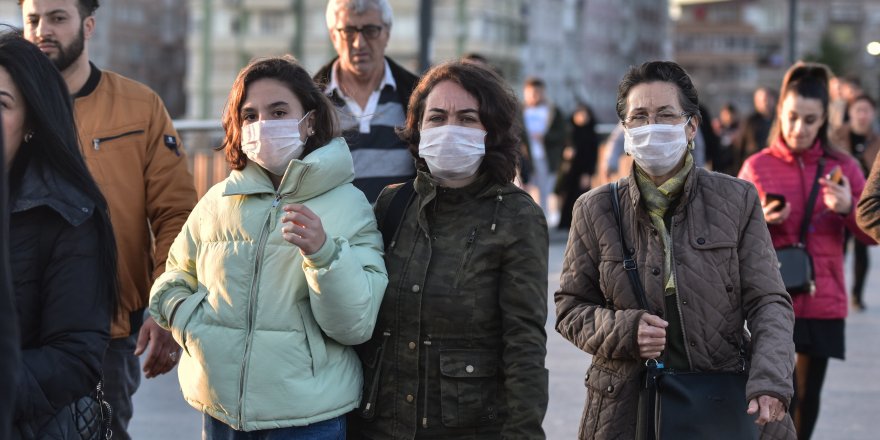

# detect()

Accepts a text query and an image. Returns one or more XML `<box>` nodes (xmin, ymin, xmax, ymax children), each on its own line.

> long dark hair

<box><xmin>221</xmin><ymin>56</ymin><xmax>340</xmax><ymax>170</ymax></box>
<box><xmin>398</xmin><ymin>60</ymin><xmax>521</xmax><ymax>185</ymax></box>
<box><xmin>771</xmin><ymin>62</ymin><xmax>844</xmax><ymax>157</ymax></box>
<box><xmin>0</xmin><ymin>30</ymin><xmax>117</xmax><ymax>313</ymax></box>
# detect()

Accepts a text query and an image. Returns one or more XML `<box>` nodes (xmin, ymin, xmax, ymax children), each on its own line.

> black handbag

<box><xmin>35</xmin><ymin>381</ymin><xmax>113</xmax><ymax>440</ymax></box>
<box><xmin>609</xmin><ymin>181</ymin><xmax>758</xmax><ymax>440</ymax></box>
<box><xmin>774</xmin><ymin>158</ymin><xmax>825</xmax><ymax>296</ymax></box>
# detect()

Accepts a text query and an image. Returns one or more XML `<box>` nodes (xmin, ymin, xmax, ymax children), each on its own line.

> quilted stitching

<box><xmin>555</xmin><ymin>169</ymin><xmax>796</xmax><ymax>439</ymax></box>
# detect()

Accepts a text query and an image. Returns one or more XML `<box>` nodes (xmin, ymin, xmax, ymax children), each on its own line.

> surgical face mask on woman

<box><xmin>241</xmin><ymin>110</ymin><xmax>312</xmax><ymax>176</ymax></box>
<box><xmin>623</xmin><ymin>120</ymin><xmax>690</xmax><ymax>176</ymax></box>
<box><xmin>418</xmin><ymin>125</ymin><xmax>487</xmax><ymax>180</ymax></box>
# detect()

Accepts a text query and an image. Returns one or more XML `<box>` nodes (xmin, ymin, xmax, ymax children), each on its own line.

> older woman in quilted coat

<box><xmin>555</xmin><ymin>61</ymin><xmax>796</xmax><ymax>439</ymax></box>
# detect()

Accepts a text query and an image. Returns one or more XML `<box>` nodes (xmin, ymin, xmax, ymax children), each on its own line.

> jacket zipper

<box><xmin>362</xmin><ymin>330</ymin><xmax>391</xmax><ymax>417</ymax></box>
<box><xmin>92</xmin><ymin>129</ymin><xmax>144</xmax><ymax>150</ymax></box>
<box><xmin>237</xmin><ymin>192</ymin><xmax>283</xmax><ymax>428</ymax></box>
<box><xmin>452</xmin><ymin>228</ymin><xmax>478</xmax><ymax>289</ymax></box>
<box><xmin>667</xmin><ymin>222</ymin><xmax>694</xmax><ymax>369</ymax></box>
<box><xmin>421</xmin><ymin>335</ymin><xmax>433</xmax><ymax>429</ymax></box>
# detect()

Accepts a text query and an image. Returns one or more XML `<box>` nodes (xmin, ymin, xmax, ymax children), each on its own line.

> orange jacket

<box><xmin>73</xmin><ymin>65</ymin><xmax>197</xmax><ymax>338</ymax></box>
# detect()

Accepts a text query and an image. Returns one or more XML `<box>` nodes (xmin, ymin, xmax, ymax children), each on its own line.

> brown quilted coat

<box><xmin>555</xmin><ymin>167</ymin><xmax>797</xmax><ymax>439</ymax></box>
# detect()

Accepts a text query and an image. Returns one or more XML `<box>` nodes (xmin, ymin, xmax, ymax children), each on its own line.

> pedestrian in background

<box><xmin>733</xmin><ymin>86</ymin><xmax>777</xmax><ymax>174</ymax></box>
<box><xmin>557</xmin><ymin>102</ymin><xmax>599</xmax><ymax>230</ymax></box>
<box><xmin>831</xmin><ymin>94</ymin><xmax>879</xmax><ymax>311</ymax></box>
<box><xmin>828</xmin><ymin>75</ymin><xmax>863</xmax><ymax>131</ymax></box>
<box><xmin>19</xmin><ymin>1</ymin><xmax>198</xmax><ymax>437</ymax></box>
<box><xmin>738</xmin><ymin>62</ymin><xmax>874</xmax><ymax>440</ymax></box>
<box><xmin>350</xmin><ymin>60</ymin><xmax>549</xmax><ymax>439</ymax></box>
<box><xmin>314</xmin><ymin>0</ymin><xmax>419</xmax><ymax>202</ymax></box>
<box><xmin>556</xmin><ymin>60</ymin><xmax>796</xmax><ymax>439</ymax></box>
<box><xmin>711</xmin><ymin>102</ymin><xmax>742</xmax><ymax>175</ymax></box>
<box><xmin>149</xmin><ymin>56</ymin><xmax>387</xmax><ymax>438</ymax></box>
<box><xmin>1</xmin><ymin>31</ymin><xmax>117</xmax><ymax>439</ymax></box>
<box><xmin>523</xmin><ymin>76</ymin><xmax>567</xmax><ymax>226</ymax></box>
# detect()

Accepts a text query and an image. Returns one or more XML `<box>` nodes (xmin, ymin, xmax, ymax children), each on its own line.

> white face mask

<box><xmin>419</xmin><ymin>125</ymin><xmax>487</xmax><ymax>180</ymax></box>
<box><xmin>241</xmin><ymin>110</ymin><xmax>312</xmax><ymax>176</ymax></box>
<box><xmin>623</xmin><ymin>120</ymin><xmax>690</xmax><ymax>176</ymax></box>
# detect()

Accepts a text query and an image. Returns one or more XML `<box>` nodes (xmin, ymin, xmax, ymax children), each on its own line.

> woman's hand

<box><xmin>637</xmin><ymin>313</ymin><xmax>668</xmax><ymax>360</ymax></box>
<box><xmin>747</xmin><ymin>395</ymin><xmax>786</xmax><ymax>425</ymax></box>
<box><xmin>763</xmin><ymin>200</ymin><xmax>791</xmax><ymax>225</ymax></box>
<box><xmin>280</xmin><ymin>204</ymin><xmax>327</xmax><ymax>255</ymax></box>
<box><xmin>820</xmin><ymin>175</ymin><xmax>853</xmax><ymax>215</ymax></box>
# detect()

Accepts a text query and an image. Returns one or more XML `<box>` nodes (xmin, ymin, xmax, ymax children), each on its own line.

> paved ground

<box><xmin>130</xmin><ymin>232</ymin><xmax>880</xmax><ymax>439</ymax></box>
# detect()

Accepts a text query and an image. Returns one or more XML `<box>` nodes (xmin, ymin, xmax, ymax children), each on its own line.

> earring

<box><xmin>24</xmin><ymin>131</ymin><xmax>34</xmax><ymax>143</ymax></box>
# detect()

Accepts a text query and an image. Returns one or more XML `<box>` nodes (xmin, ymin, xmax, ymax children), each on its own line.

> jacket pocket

<box><xmin>91</xmin><ymin>129</ymin><xmax>145</xmax><ymax>151</ymax></box>
<box><xmin>439</xmin><ymin>348</ymin><xmax>499</xmax><ymax>428</ymax></box>
<box><xmin>580</xmin><ymin>364</ymin><xmax>624</xmax><ymax>439</ymax></box>
<box><xmin>170</xmin><ymin>289</ymin><xmax>208</xmax><ymax>357</ymax></box>
<box><xmin>357</xmin><ymin>329</ymin><xmax>391</xmax><ymax>420</ymax></box>
<box><xmin>297</xmin><ymin>301</ymin><xmax>328</xmax><ymax>375</ymax></box>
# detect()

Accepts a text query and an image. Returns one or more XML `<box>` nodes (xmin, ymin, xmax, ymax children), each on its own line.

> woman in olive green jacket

<box><xmin>349</xmin><ymin>61</ymin><xmax>549</xmax><ymax>440</ymax></box>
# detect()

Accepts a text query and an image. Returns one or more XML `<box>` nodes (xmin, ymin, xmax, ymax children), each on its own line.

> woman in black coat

<box><xmin>557</xmin><ymin>103</ymin><xmax>600</xmax><ymax>230</ymax></box>
<box><xmin>1</xmin><ymin>32</ymin><xmax>117</xmax><ymax>439</ymax></box>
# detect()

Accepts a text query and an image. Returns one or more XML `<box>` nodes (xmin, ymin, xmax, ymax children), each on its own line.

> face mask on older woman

<box><xmin>623</xmin><ymin>120</ymin><xmax>690</xmax><ymax>176</ymax></box>
<box><xmin>418</xmin><ymin>125</ymin><xmax>487</xmax><ymax>180</ymax></box>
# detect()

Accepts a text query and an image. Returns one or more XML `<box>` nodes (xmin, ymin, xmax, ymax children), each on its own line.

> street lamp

<box><xmin>868</xmin><ymin>41</ymin><xmax>880</xmax><ymax>57</ymax></box>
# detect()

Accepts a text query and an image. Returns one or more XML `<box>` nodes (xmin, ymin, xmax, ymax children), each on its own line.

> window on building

<box><xmin>258</xmin><ymin>10</ymin><xmax>285</xmax><ymax>35</ymax></box>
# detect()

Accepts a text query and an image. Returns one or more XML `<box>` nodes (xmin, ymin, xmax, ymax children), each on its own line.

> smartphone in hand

<box><xmin>826</xmin><ymin>165</ymin><xmax>843</xmax><ymax>185</ymax></box>
<box><xmin>765</xmin><ymin>193</ymin><xmax>786</xmax><ymax>213</ymax></box>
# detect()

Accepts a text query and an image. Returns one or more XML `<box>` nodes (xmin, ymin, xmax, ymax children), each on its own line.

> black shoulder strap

<box><xmin>799</xmin><ymin>157</ymin><xmax>826</xmax><ymax>245</ymax></box>
<box><xmin>610</xmin><ymin>181</ymin><xmax>650</xmax><ymax>310</ymax></box>
<box><xmin>380</xmin><ymin>180</ymin><xmax>415</xmax><ymax>251</ymax></box>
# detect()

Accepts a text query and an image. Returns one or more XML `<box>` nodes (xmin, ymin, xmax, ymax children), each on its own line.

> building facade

<box><xmin>185</xmin><ymin>0</ymin><xmax>526</xmax><ymax>120</ymax></box>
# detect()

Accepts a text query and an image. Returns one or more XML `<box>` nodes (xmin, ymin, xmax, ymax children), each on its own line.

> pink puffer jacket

<box><xmin>738</xmin><ymin>137</ymin><xmax>875</xmax><ymax>319</ymax></box>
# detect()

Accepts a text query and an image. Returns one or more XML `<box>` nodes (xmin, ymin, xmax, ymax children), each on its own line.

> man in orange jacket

<box><xmin>19</xmin><ymin>1</ymin><xmax>197</xmax><ymax>438</ymax></box>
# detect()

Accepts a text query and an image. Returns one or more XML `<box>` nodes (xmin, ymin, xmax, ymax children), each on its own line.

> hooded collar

<box><xmin>767</xmin><ymin>134</ymin><xmax>824</xmax><ymax>164</ymax></box>
<box><xmin>223</xmin><ymin>137</ymin><xmax>354</xmax><ymax>201</ymax></box>
<box><xmin>10</xmin><ymin>155</ymin><xmax>95</xmax><ymax>226</ymax></box>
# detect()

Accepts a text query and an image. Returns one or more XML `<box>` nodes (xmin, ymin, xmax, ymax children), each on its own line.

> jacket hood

<box><xmin>223</xmin><ymin>137</ymin><xmax>354</xmax><ymax>201</ymax></box>
<box><xmin>10</xmin><ymin>157</ymin><xmax>95</xmax><ymax>226</ymax></box>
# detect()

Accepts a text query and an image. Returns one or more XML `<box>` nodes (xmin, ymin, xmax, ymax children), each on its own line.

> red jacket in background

<box><xmin>739</xmin><ymin>137</ymin><xmax>875</xmax><ymax>320</ymax></box>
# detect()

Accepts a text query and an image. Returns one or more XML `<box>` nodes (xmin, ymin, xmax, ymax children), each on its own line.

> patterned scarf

<box><xmin>634</xmin><ymin>152</ymin><xmax>694</xmax><ymax>293</ymax></box>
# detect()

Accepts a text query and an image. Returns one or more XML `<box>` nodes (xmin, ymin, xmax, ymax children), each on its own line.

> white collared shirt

<box><xmin>326</xmin><ymin>59</ymin><xmax>397</xmax><ymax>134</ymax></box>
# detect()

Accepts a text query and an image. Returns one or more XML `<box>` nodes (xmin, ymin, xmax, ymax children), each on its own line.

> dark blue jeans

<box><xmin>203</xmin><ymin>414</ymin><xmax>346</xmax><ymax>440</ymax></box>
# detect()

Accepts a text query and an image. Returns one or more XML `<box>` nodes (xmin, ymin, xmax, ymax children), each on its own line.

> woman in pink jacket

<box><xmin>738</xmin><ymin>62</ymin><xmax>875</xmax><ymax>439</ymax></box>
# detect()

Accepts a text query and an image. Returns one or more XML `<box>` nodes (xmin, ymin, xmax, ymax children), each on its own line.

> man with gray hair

<box><xmin>315</xmin><ymin>0</ymin><xmax>419</xmax><ymax>202</ymax></box>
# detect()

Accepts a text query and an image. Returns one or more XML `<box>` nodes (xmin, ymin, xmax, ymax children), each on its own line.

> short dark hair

<box><xmin>524</xmin><ymin>76</ymin><xmax>545</xmax><ymax>88</ymax></box>
<box><xmin>17</xmin><ymin>0</ymin><xmax>99</xmax><ymax>18</ymax></box>
<box><xmin>616</xmin><ymin>61</ymin><xmax>700</xmax><ymax>122</ymax></box>
<box><xmin>398</xmin><ymin>60</ymin><xmax>521</xmax><ymax>185</ymax></box>
<box><xmin>721</xmin><ymin>102</ymin><xmax>738</xmax><ymax>114</ymax></box>
<box><xmin>850</xmin><ymin>93</ymin><xmax>876</xmax><ymax>109</ymax></box>
<box><xmin>220</xmin><ymin>56</ymin><xmax>340</xmax><ymax>170</ymax></box>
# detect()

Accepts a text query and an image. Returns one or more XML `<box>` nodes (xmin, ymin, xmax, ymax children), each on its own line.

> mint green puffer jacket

<box><xmin>149</xmin><ymin>138</ymin><xmax>387</xmax><ymax>431</ymax></box>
